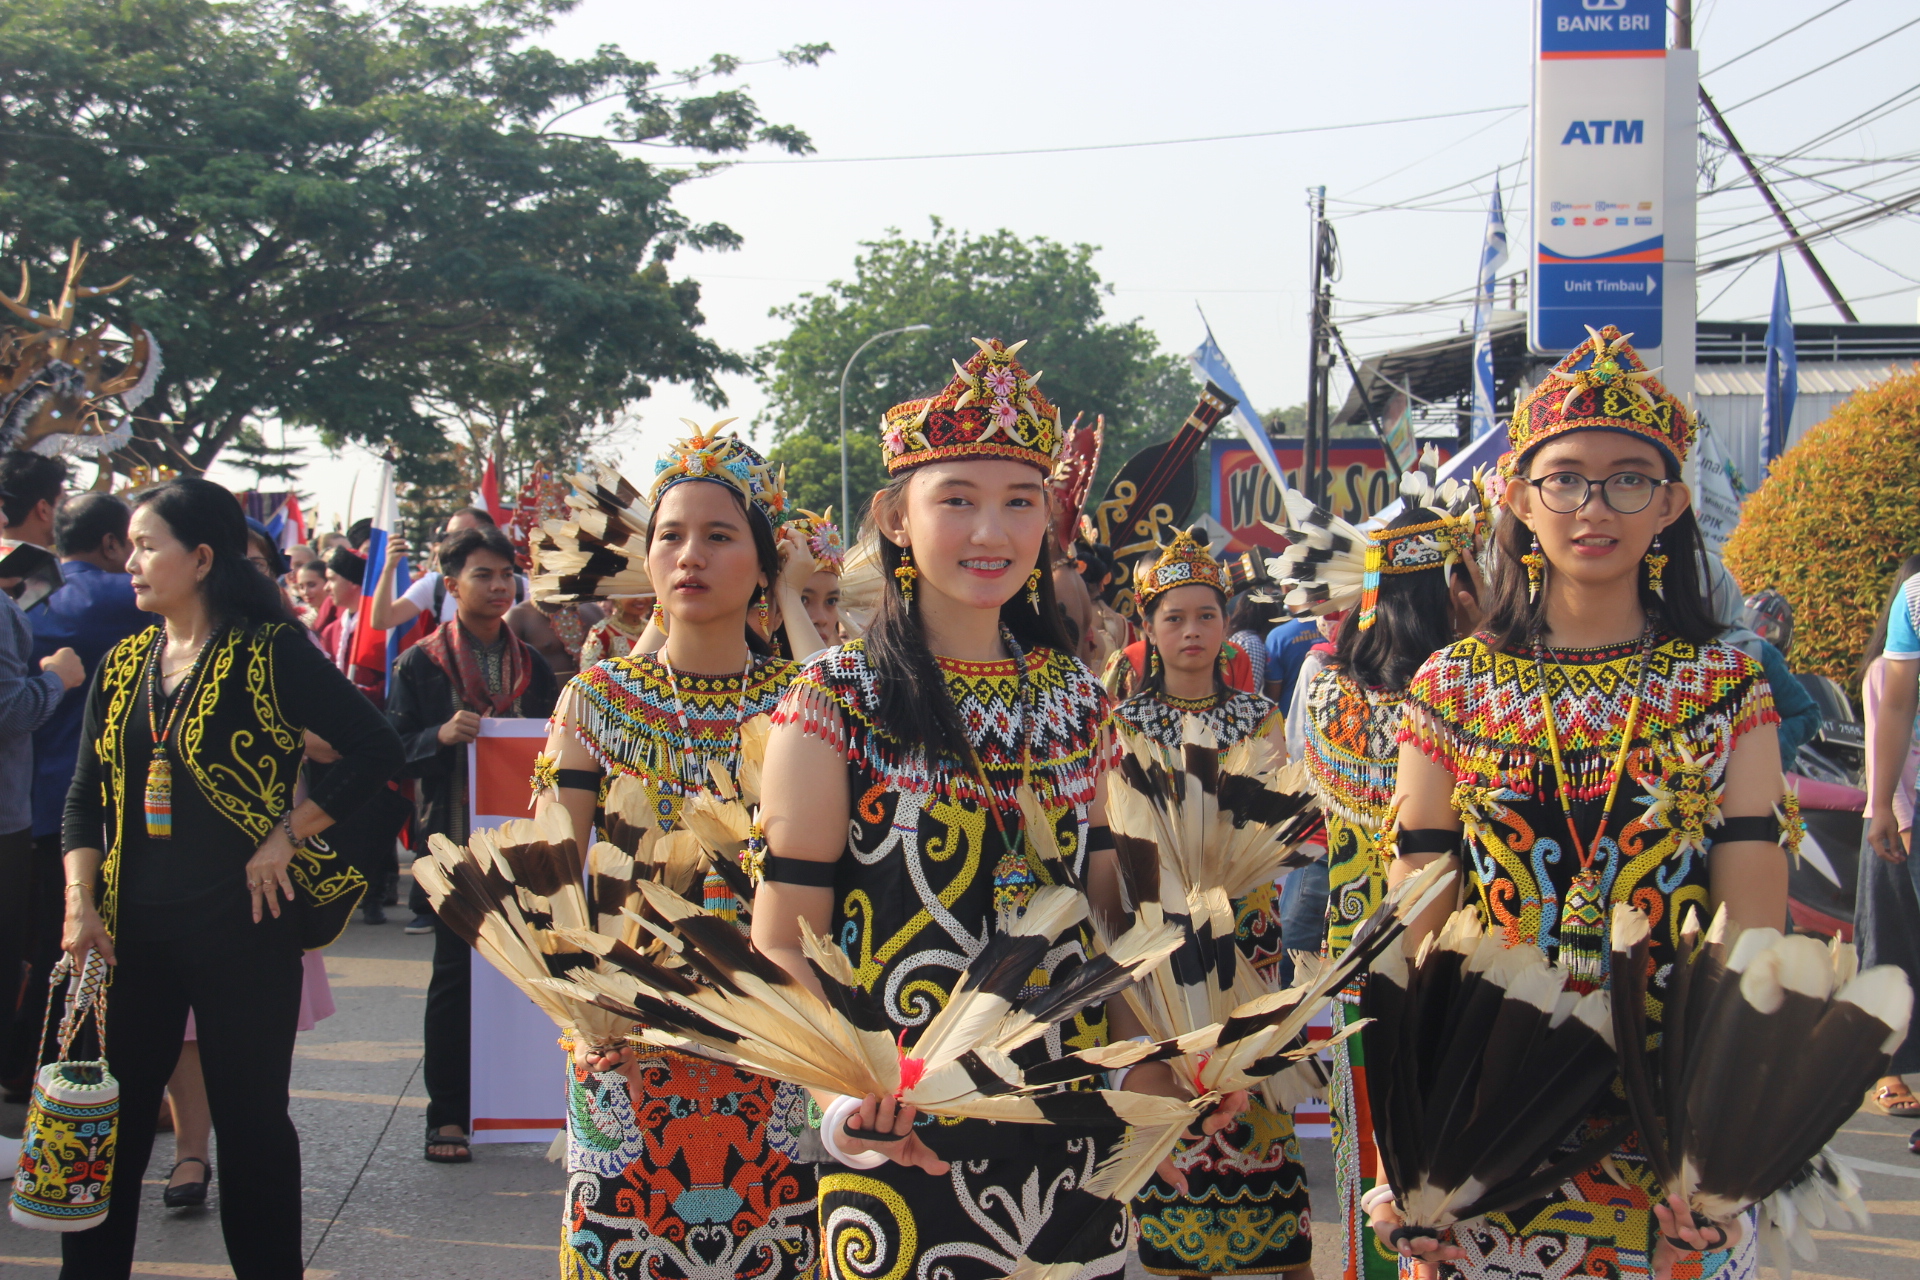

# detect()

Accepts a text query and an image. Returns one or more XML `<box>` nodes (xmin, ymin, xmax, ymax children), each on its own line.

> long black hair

<box><xmin>1139</xmin><ymin>584</ymin><xmax>1232</xmax><ymax>698</ymax></box>
<box><xmin>1480</xmin><ymin>444</ymin><xmax>1718</xmax><ymax>652</ymax></box>
<box><xmin>862</xmin><ymin>471</ymin><xmax>1074</xmax><ymax>762</ymax></box>
<box><xmin>135</xmin><ymin>478</ymin><xmax>295</xmax><ymax>628</ymax></box>
<box><xmin>1333</xmin><ymin>506</ymin><xmax>1469</xmax><ymax>692</ymax></box>
<box><xmin>1858</xmin><ymin>554</ymin><xmax>1920</xmax><ymax>681</ymax></box>
<box><xmin>645</xmin><ymin>478</ymin><xmax>782</xmax><ymax>659</ymax></box>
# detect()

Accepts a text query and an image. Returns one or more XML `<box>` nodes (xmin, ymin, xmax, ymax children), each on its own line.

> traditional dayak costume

<box><xmin>1114</xmin><ymin>531</ymin><xmax>1312</xmax><ymax>1278</ymax></box>
<box><xmin>1395</xmin><ymin>326</ymin><xmax>1777</xmax><ymax>1280</ymax></box>
<box><xmin>544</xmin><ymin>431</ymin><xmax>818</xmax><ymax>1280</ymax></box>
<box><xmin>1272</xmin><ymin>454</ymin><xmax>1490</xmax><ymax>1280</ymax></box>
<box><xmin>772</xmin><ymin>339</ymin><xmax>1133</xmax><ymax>1280</ymax></box>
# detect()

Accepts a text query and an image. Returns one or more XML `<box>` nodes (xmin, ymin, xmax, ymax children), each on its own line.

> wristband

<box><xmin>1360</xmin><ymin>1184</ymin><xmax>1398</xmax><ymax>1214</ymax></box>
<box><xmin>281</xmin><ymin>811</ymin><xmax>300</xmax><ymax>846</ymax></box>
<box><xmin>1106</xmin><ymin>1036</ymin><xmax>1154</xmax><ymax>1090</ymax></box>
<box><xmin>818</xmin><ymin>1095</ymin><xmax>888</xmax><ymax>1169</ymax></box>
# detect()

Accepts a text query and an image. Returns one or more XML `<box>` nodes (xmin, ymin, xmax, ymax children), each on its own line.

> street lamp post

<box><xmin>840</xmin><ymin>324</ymin><xmax>931</xmax><ymax>525</ymax></box>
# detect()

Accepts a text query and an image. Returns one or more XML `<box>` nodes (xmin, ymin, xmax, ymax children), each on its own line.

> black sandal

<box><xmin>162</xmin><ymin>1157</ymin><xmax>210</xmax><ymax>1208</ymax></box>
<box><xmin>424</xmin><ymin>1125</ymin><xmax>472</xmax><ymax>1164</ymax></box>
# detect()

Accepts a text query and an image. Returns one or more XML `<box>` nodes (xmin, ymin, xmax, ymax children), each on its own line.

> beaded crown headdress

<box><xmin>784</xmin><ymin>507</ymin><xmax>844</xmax><ymax>574</ymax></box>
<box><xmin>1508</xmin><ymin>324</ymin><xmax>1695</xmax><ymax>469</ymax></box>
<box><xmin>1133</xmin><ymin>526</ymin><xmax>1226</xmax><ymax>610</ymax></box>
<box><xmin>881</xmin><ymin>338</ymin><xmax>1063</xmax><ymax>474</ymax></box>
<box><xmin>650</xmin><ymin>420</ymin><xmax>787</xmax><ymax>528</ymax></box>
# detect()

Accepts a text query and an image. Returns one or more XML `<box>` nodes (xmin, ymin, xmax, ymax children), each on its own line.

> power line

<box><xmin>1714</xmin><ymin>15</ymin><xmax>1920</xmax><ymax>116</ymax></box>
<box><xmin>652</xmin><ymin>103</ymin><xmax>1528</xmax><ymax>166</ymax></box>
<box><xmin>1700</xmin><ymin>0</ymin><xmax>1858</xmax><ymax>78</ymax></box>
<box><xmin>1699</xmin><ymin>184</ymin><xmax>1920</xmax><ymax>275</ymax></box>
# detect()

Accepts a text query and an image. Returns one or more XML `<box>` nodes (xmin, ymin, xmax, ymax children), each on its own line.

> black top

<box><xmin>64</xmin><ymin>622</ymin><xmax>403</xmax><ymax>936</ymax></box>
<box><xmin>386</xmin><ymin>632</ymin><xmax>558</xmax><ymax>844</ymax></box>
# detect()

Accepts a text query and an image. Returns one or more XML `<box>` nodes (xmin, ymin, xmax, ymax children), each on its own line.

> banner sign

<box><xmin>465</xmin><ymin>718</ymin><xmax>568</xmax><ymax>1145</ymax></box>
<box><xmin>1209</xmin><ymin>438</ymin><xmax>1452</xmax><ymax>555</ymax></box>
<box><xmin>1532</xmin><ymin>0</ymin><xmax>1668</xmax><ymax>351</ymax></box>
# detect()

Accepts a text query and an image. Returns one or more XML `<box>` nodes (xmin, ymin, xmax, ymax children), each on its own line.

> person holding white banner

<box><xmin>385</xmin><ymin>524</ymin><xmax>560</xmax><ymax>1165</ymax></box>
<box><xmin>535</xmin><ymin>429</ymin><xmax>816</xmax><ymax>1280</ymax></box>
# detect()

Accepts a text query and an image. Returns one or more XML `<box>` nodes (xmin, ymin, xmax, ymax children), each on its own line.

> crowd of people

<box><xmin>5</xmin><ymin>323</ymin><xmax>1917</xmax><ymax>1280</ymax></box>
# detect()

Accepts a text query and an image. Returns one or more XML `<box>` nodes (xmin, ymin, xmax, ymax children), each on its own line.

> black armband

<box><xmin>764</xmin><ymin>854</ymin><xmax>840</xmax><ymax>887</ymax></box>
<box><xmin>1707</xmin><ymin>815</ymin><xmax>1780</xmax><ymax>846</ymax></box>
<box><xmin>556</xmin><ymin>768</ymin><xmax>603</xmax><ymax>792</ymax></box>
<box><xmin>1397</xmin><ymin>828</ymin><xmax>1463</xmax><ymax>857</ymax></box>
<box><xmin>1085</xmin><ymin>824</ymin><xmax>1115</xmax><ymax>854</ymax></box>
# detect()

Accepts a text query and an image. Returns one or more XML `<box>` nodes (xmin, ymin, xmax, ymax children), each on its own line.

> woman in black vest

<box><xmin>58</xmin><ymin>477</ymin><xmax>403</xmax><ymax>1280</ymax></box>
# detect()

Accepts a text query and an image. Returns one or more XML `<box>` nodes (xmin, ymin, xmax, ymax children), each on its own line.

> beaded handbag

<box><xmin>10</xmin><ymin>951</ymin><xmax>117</xmax><ymax>1232</ymax></box>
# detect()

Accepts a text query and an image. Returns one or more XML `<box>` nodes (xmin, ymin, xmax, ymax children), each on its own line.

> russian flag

<box><xmin>347</xmin><ymin>461</ymin><xmax>422</xmax><ymax>686</ymax></box>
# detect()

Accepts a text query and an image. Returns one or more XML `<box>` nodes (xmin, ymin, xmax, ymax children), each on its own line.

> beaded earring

<box><xmin>651</xmin><ymin>600</ymin><xmax>667</xmax><ymax>631</ymax></box>
<box><xmin>1026</xmin><ymin>566</ymin><xmax>1043</xmax><ymax>608</ymax></box>
<box><xmin>1645</xmin><ymin>535</ymin><xmax>1668</xmax><ymax>600</ymax></box>
<box><xmin>1523</xmin><ymin>532</ymin><xmax>1546</xmax><ymax>604</ymax></box>
<box><xmin>894</xmin><ymin>549</ymin><xmax>916</xmax><ymax>609</ymax></box>
<box><xmin>1148</xmin><ymin>645</ymin><xmax>1161</xmax><ymax>679</ymax></box>
<box><xmin>757</xmin><ymin>589</ymin><xmax>772</xmax><ymax>637</ymax></box>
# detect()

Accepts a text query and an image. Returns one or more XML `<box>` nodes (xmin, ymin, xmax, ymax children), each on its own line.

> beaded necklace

<box><xmin>142</xmin><ymin>625</ymin><xmax>223</xmax><ymax>839</ymax></box>
<box><xmin>659</xmin><ymin>646</ymin><xmax>754</xmax><ymax>786</ymax></box>
<box><xmin>956</xmin><ymin>626</ymin><xmax>1035</xmax><ymax>894</ymax></box>
<box><xmin>1531</xmin><ymin>624</ymin><xmax>1654</xmax><ymax>988</ymax></box>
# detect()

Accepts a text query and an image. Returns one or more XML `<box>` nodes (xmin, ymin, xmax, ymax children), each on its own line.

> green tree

<box><xmin>756</xmin><ymin>221</ymin><xmax>1198</xmax><ymax>520</ymax></box>
<box><xmin>0</xmin><ymin>0</ymin><xmax>827</xmax><ymax>482</ymax></box>
<box><xmin>1263</xmin><ymin>403</ymin><xmax>1307</xmax><ymax>435</ymax></box>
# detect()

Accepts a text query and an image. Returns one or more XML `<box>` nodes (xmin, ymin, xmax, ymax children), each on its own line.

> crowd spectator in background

<box><xmin>386</xmin><ymin>525</ymin><xmax>558</xmax><ymax>1163</ymax></box>
<box><xmin>1704</xmin><ymin>555</ymin><xmax>1820</xmax><ymax>767</ymax></box>
<box><xmin>0</xmin><ymin>491</ymin><xmax>88</xmax><ymax>1171</ymax></box>
<box><xmin>321</xmin><ymin>546</ymin><xmax>383</xmax><ymax>702</ymax></box>
<box><xmin>1859</xmin><ymin>554</ymin><xmax>1920</xmax><ymax>1134</ymax></box>
<box><xmin>0</xmin><ymin>453</ymin><xmax>69</xmax><ymax>551</ymax></box>
<box><xmin>4</xmin><ymin>497</ymin><xmax>149</xmax><ymax>1076</ymax></box>
<box><xmin>294</xmin><ymin>559</ymin><xmax>329</xmax><ymax>628</ymax></box>
<box><xmin>369</xmin><ymin>508</ymin><xmax>521</xmax><ymax>633</ymax></box>
<box><xmin>1226</xmin><ymin>592</ymin><xmax>1272</xmax><ymax>693</ymax></box>
<box><xmin>1265</xmin><ymin>613</ymin><xmax>1320</xmax><ymax>711</ymax></box>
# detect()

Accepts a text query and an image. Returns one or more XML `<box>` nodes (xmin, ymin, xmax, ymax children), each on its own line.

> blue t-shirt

<box><xmin>1887</xmin><ymin>577</ymin><xmax>1920</xmax><ymax>662</ymax></box>
<box><xmin>1265</xmin><ymin>618</ymin><xmax>1321</xmax><ymax>709</ymax></box>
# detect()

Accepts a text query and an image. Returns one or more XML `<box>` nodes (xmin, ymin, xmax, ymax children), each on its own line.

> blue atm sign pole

<box><xmin>1532</xmin><ymin>0</ymin><xmax>1668</xmax><ymax>352</ymax></box>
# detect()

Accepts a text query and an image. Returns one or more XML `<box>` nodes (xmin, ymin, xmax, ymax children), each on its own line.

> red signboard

<box><xmin>1208</xmin><ymin>438</ymin><xmax>1453</xmax><ymax>554</ymax></box>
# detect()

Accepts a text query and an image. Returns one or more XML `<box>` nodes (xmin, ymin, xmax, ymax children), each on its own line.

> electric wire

<box><xmin>1699</xmin><ymin>0</ymin><xmax>1859</xmax><ymax>79</ymax></box>
<box><xmin>1713</xmin><ymin>15</ymin><xmax>1920</xmax><ymax>116</ymax></box>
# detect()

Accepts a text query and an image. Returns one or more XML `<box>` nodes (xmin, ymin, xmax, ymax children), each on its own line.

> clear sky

<box><xmin>234</xmin><ymin>0</ymin><xmax>1920</xmax><ymax>530</ymax></box>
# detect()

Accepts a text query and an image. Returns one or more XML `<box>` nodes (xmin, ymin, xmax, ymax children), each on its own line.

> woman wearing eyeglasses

<box><xmin>1372</xmin><ymin>328</ymin><xmax>1788</xmax><ymax>1280</ymax></box>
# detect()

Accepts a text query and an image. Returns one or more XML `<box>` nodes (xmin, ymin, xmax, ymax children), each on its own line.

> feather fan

<box><xmin>1004</xmin><ymin>857</ymin><xmax>1459</xmax><ymax>1280</ymax></box>
<box><xmin>835</xmin><ymin>534</ymin><xmax>885</xmax><ymax>636</ymax></box>
<box><xmin>1609</xmin><ymin>903</ymin><xmax>1909</xmax><ymax>1273</ymax></box>
<box><xmin>411</xmin><ymin>805</ymin><xmax>638</xmax><ymax>1045</ymax></box>
<box><xmin>531</xmin><ymin>462</ymin><xmax>652</xmax><ymax>602</ymax></box>
<box><xmin>548</xmin><ymin>879</ymin><xmax>1194</xmax><ymax>1134</ymax></box>
<box><xmin>1358</xmin><ymin>906</ymin><xmax>1623</xmax><ymax>1246</ymax></box>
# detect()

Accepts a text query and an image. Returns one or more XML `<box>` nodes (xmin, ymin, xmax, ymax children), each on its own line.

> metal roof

<box><xmin>1695</xmin><ymin>360</ymin><xmax>1916</xmax><ymax>396</ymax></box>
<box><xmin>1331</xmin><ymin>314</ymin><xmax>1532</xmax><ymax>426</ymax></box>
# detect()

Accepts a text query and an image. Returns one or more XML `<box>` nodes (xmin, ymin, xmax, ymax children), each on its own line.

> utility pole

<box><xmin>1303</xmin><ymin>186</ymin><xmax>1334</xmax><ymax>505</ymax></box>
<box><xmin>1698</xmin><ymin>87</ymin><xmax>1858</xmax><ymax>322</ymax></box>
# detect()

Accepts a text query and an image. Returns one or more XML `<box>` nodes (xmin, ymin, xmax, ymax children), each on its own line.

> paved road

<box><xmin>3</xmin><ymin>897</ymin><xmax>1919</xmax><ymax>1278</ymax></box>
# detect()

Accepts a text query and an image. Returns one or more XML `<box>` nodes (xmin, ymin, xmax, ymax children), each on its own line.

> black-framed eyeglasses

<box><xmin>1526</xmin><ymin>471</ymin><xmax>1671</xmax><ymax>515</ymax></box>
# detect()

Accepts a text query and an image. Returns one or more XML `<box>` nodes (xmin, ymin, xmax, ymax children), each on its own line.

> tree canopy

<box><xmin>1723</xmin><ymin>368</ymin><xmax>1920</xmax><ymax>681</ymax></box>
<box><xmin>756</xmin><ymin>221</ymin><xmax>1198</xmax><ymax>521</ymax></box>
<box><xmin>0</xmin><ymin>0</ymin><xmax>826</xmax><ymax>483</ymax></box>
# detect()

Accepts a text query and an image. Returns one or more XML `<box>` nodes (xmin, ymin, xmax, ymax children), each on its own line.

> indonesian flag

<box><xmin>476</xmin><ymin>455</ymin><xmax>509</xmax><ymax>527</ymax></box>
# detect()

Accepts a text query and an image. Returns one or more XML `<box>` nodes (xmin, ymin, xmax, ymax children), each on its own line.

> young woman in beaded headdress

<box><xmin>1371</xmin><ymin>326</ymin><xmax>1790</xmax><ymax>1280</ymax></box>
<box><xmin>534</xmin><ymin>429</ymin><xmax>818</xmax><ymax>1280</ymax></box>
<box><xmin>1276</xmin><ymin>488</ymin><xmax>1487</xmax><ymax>1280</ymax></box>
<box><xmin>1115</xmin><ymin>528</ymin><xmax>1313</xmax><ymax>1280</ymax></box>
<box><xmin>751</xmin><ymin>338</ymin><xmax>1246</xmax><ymax>1280</ymax></box>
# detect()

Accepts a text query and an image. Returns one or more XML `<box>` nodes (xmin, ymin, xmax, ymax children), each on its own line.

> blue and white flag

<box><xmin>1189</xmin><ymin>322</ymin><xmax>1286</xmax><ymax>486</ymax></box>
<box><xmin>1469</xmin><ymin>184</ymin><xmax>1509</xmax><ymax>439</ymax></box>
<box><xmin>1762</xmin><ymin>257</ymin><xmax>1797</xmax><ymax>468</ymax></box>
